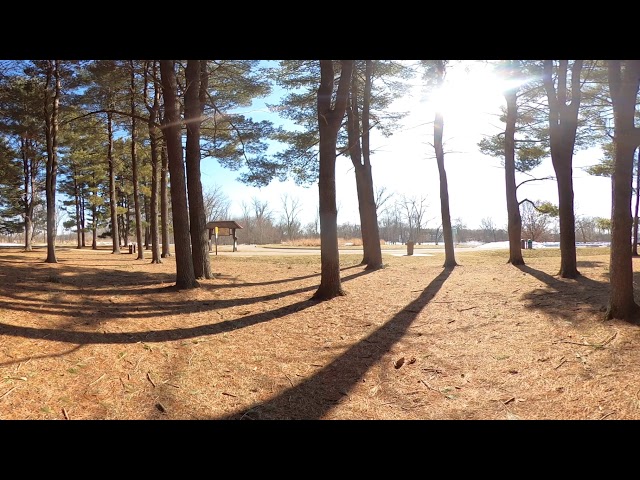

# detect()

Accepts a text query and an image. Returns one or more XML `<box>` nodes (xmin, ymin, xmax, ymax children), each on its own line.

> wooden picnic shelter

<box><xmin>205</xmin><ymin>220</ymin><xmax>243</xmax><ymax>253</ymax></box>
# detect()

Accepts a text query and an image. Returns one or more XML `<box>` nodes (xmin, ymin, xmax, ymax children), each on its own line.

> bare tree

<box><xmin>399</xmin><ymin>196</ymin><xmax>415</xmax><ymax>241</ymax></box>
<box><xmin>480</xmin><ymin>217</ymin><xmax>498</xmax><ymax>242</ymax></box>
<box><xmin>380</xmin><ymin>202</ymin><xmax>405</xmax><ymax>244</ymax></box>
<box><xmin>302</xmin><ymin>207</ymin><xmax>320</xmax><ymax>239</ymax></box>
<box><xmin>252</xmin><ymin>197</ymin><xmax>271</xmax><ymax>245</ymax></box>
<box><xmin>453</xmin><ymin>218</ymin><xmax>467</xmax><ymax>243</ymax></box>
<box><xmin>575</xmin><ymin>216</ymin><xmax>596</xmax><ymax>242</ymax></box>
<box><xmin>203</xmin><ymin>184</ymin><xmax>231</xmax><ymax>221</ymax></box>
<box><xmin>280</xmin><ymin>193</ymin><xmax>302</xmax><ymax>242</ymax></box>
<box><xmin>520</xmin><ymin>201</ymin><xmax>552</xmax><ymax>242</ymax></box>
<box><xmin>412</xmin><ymin>196</ymin><xmax>429</xmax><ymax>244</ymax></box>
<box><xmin>240</xmin><ymin>200</ymin><xmax>253</xmax><ymax>244</ymax></box>
<box><xmin>374</xmin><ymin>186</ymin><xmax>393</xmax><ymax>216</ymax></box>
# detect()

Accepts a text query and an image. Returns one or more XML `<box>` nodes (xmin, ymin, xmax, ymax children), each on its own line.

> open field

<box><xmin>1</xmin><ymin>244</ymin><xmax>639</xmax><ymax>420</ymax></box>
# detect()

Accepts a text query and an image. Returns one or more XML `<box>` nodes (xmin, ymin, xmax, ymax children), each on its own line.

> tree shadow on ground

<box><xmin>517</xmin><ymin>264</ymin><xmax>610</xmax><ymax>322</ymax></box>
<box><xmin>204</xmin><ymin>264</ymin><xmax>361</xmax><ymax>289</ymax></box>
<box><xmin>576</xmin><ymin>260</ymin><xmax>607</xmax><ymax>269</ymax></box>
<box><xmin>212</xmin><ymin>266</ymin><xmax>454</xmax><ymax>420</ymax></box>
<box><xmin>0</xmin><ymin>265</ymin><xmax>377</xmax><ymax>346</ymax></box>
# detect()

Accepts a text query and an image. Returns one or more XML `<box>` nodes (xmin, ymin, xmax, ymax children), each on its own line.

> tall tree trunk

<box><xmin>149</xmin><ymin>135</ymin><xmax>161</xmax><ymax>263</ymax></box>
<box><xmin>24</xmin><ymin>217</ymin><xmax>33</xmax><ymax>251</ymax></box>
<box><xmin>130</xmin><ymin>60</ymin><xmax>144</xmax><ymax>260</ymax></box>
<box><xmin>22</xmin><ymin>139</ymin><xmax>35</xmax><ymax>252</ymax></box>
<box><xmin>122</xmin><ymin>192</ymin><xmax>130</xmax><ymax>247</ymax></box>
<box><xmin>360</xmin><ymin>61</ymin><xmax>382</xmax><ymax>269</ymax></box>
<box><xmin>543</xmin><ymin>60</ymin><xmax>581</xmax><ymax>278</ymax></box>
<box><xmin>107</xmin><ymin>112</ymin><xmax>120</xmax><ymax>254</ymax></box>
<box><xmin>347</xmin><ymin>60</ymin><xmax>383</xmax><ymax>270</ymax></box>
<box><xmin>313</xmin><ymin>60</ymin><xmax>353</xmax><ymax>301</ymax></box>
<box><xmin>44</xmin><ymin>60</ymin><xmax>60</xmax><ymax>263</ymax></box>
<box><xmin>75</xmin><ymin>179</ymin><xmax>81</xmax><ymax>248</ymax></box>
<box><xmin>504</xmin><ymin>77</ymin><xmax>524</xmax><ymax>265</ymax></box>
<box><xmin>144</xmin><ymin>60</ymin><xmax>162</xmax><ymax>263</ymax></box>
<box><xmin>160</xmin><ymin>141</ymin><xmax>171</xmax><ymax>258</ymax></box>
<box><xmin>633</xmin><ymin>149</ymin><xmax>640</xmax><ymax>256</ymax></box>
<box><xmin>160</xmin><ymin>60</ymin><xmax>198</xmax><ymax>289</ymax></box>
<box><xmin>92</xmin><ymin>203</ymin><xmax>97</xmax><ymax>250</ymax></box>
<box><xmin>606</xmin><ymin>60</ymin><xmax>640</xmax><ymax>322</ymax></box>
<box><xmin>434</xmin><ymin>61</ymin><xmax>457</xmax><ymax>268</ymax></box>
<box><xmin>354</xmin><ymin>166</ymin><xmax>382</xmax><ymax>268</ymax></box>
<box><xmin>184</xmin><ymin>59</ymin><xmax>212</xmax><ymax>279</ymax></box>
<box><xmin>80</xmin><ymin>195</ymin><xmax>86</xmax><ymax>248</ymax></box>
<box><xmin>23</xmin><ymin>160</ymin><xmax>32</xmax><ymax>251</ymax></box>
<box><xmin>144</xmin><ymin>195</ymin><xmax>150</xmax><ymax>250</ymax></box>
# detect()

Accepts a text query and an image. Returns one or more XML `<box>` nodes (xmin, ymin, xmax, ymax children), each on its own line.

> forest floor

<box><xmin>1</xmin><ymin>243</ymin><xmax>639</xmax><ymax>420</ymax></box>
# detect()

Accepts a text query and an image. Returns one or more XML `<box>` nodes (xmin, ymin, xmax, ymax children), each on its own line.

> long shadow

<box><xmin>0</xmin><ymin>257</ymin><xmax>358</xmax><ymax>293</ymax></box>
<box><xmin>576</xmin><ymin>260</ymin><xmax>607</xmax><ymax>269</ymax></box>
<box><xmin>213</xmin><ymin>266</ymin><xmax>454</xmax><ymax>420</ymax></box>
<box><xmin>0</xmin><ymin>297</ymin><xmax>319</xmax><ymax>348</ymax></box>
<box><xmin>0</xmin><ymin>268</ymin><xmax>377</xmax><ymax>346</ymax></box>
<box><xmin>516</xmin><ymin>264</ymin><xmax>609</xmax><ymax>321</ymax></box>
<box><xmin>203</xmin><ymin>264</ymin><xmax>361</xmax><ymax>289</ymax></box>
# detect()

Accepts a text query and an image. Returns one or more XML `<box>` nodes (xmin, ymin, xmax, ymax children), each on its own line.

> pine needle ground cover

<box><xmin>0</xmin><ymin>245</ymin><xmax>638</xmax><ymax>420</ymax></box>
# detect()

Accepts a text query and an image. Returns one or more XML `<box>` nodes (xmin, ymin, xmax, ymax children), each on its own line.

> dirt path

<box><xmin>0</xmin><ymin>245</ymin><xmax>638</xmax><ymax>420</ymax></box>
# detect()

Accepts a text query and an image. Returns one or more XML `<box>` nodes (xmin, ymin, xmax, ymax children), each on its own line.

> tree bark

<box><xmin>74</xmin><ymin>178</ymin><xmax>81</xmax><ymax>248</ymax></box>
<box><xmin>184</xmin><ymin>59</ymin><xmax>212</xmax><ymax>279</ymax></box>
<box><xmin>606</xmin><ymin>60</ymin><xmax>640</xmax><ymax>322</ymax></box>
<box><xmin>130</xmin><ymin>61</ymin><xmax>144</xmax><ymax>260</ymax></box>
<box><xmin>44</xmin><ymin>60</ymin><xmax>60</xmax><ymax>263</ymax></box>
<box><xmin>146</xmin><ymin>60</ymin><xmax>162</xmax><ymax>264</ymax></box>
<box><xmin>543</xmin><ymin>60</ymin><xmax>581</xmax><ymax>278</ymax></box>
<box><xmin>106</xmin><ymin>111</ymin><xmax>120</xmax><ymax>254</ymax></box>
<box><xmin>80</xmin><ymin>195</ymin><xmax>86</xmax><ymax>248</ymax></box>
<box><xmin>91</xmin><ymin>204</ymin><xmax>97</xmax><ymax>250</ymax></box>
<box><xmin>313</xmin><ymin>60</ymin><xmax>353</xmax><ymax>300</ymax></box>
<box><xmin>504</xmin><ymin>65</ymin><xmax>524</xmax><ymax>265</ymax></box>
<box><xmin>160</xmin><ymin>60</ymin><xmax>198</xmax><ymax>289</ymax></box>
<box><xmin>22</xmin><ymin>140</ymin><xmax>35</xmax><ymax>252</ymax></box>
<box><xmin>143</xmin><ymin>195</ymin><xmax>150</xmax><ymax>250</ymax></box>
<box><xmin>633</xmin><ymin>149</ymin><xmax>640</xmax><ymax>256</ymax></box>
<box><xmin>160</xmin><ymin>141</ymin><xmax>171</xmax><ymax>258</ymax></box>
<box><xmin>434</xmin><ymin>61</ymin><xmax>457</xmax><ymax>269</ymax></box>
<box><xmin>347</xmin><ymin>60</ymin><xmax>383</xmax><ymax>270</ymax></box>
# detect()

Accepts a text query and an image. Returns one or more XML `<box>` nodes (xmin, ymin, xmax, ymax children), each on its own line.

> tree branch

<box><xmin>516</xmin><ymin>176</ymin><xmax>555</xmax><ymax>190</ymax></box>
<box><xmin>62</xmin><ymin>108</ymin><xmax>154</xmax><ymax>128</ymax></box>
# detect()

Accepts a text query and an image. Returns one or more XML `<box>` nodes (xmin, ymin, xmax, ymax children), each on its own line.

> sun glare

<box><xmin>428</xmin><ymin>67</ymin><xmax>512</xmax><ymax>119</ymax></box>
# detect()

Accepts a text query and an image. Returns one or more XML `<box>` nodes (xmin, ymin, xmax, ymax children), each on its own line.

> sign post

<box><xmin>215</xmin><ymin>226</ymin><xmax>219</xmax><ymax>256</ymax></box>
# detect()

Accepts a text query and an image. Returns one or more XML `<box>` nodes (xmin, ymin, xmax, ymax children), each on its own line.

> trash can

<box><xmin>521</xmin><ymin>239</ymin><xmax>526</xmax><ymax>250</ymax></box>
<box><xmin>527</xmin><ymin>239</ymin><xmax>533</xmax><ymax>250</ymax></box>
<box><xmin>407</xmin><ymin>241</ymin><xmax>414</xmax><ymax>256</ymax></box>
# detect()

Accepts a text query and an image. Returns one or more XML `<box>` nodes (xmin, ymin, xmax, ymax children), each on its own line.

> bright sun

<box><xmin>428</xmin><ymin>65</ymin><xmax>511</xmax><ymax>119</ymax></box>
